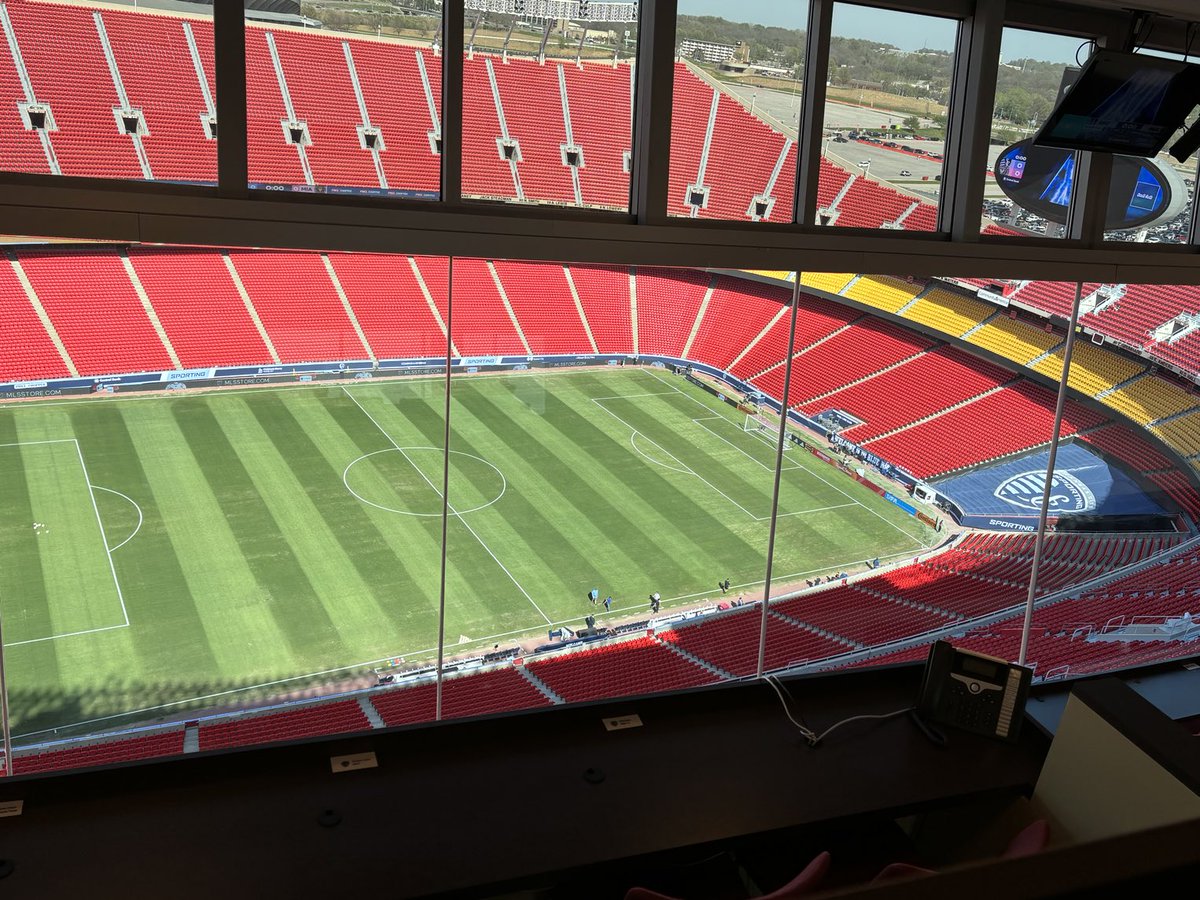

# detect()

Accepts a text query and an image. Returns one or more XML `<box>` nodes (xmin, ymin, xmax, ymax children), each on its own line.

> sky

<box><xmin>677</xmin><ymin>1</ymin><xmax>1084</xmax><ymax>63</ymax></box>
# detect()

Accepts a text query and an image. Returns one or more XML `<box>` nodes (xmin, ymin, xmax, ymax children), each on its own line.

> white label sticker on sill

<box><xmin>330</xmin><ymin>752</ymin><xmax>378</xmax><ymax>773</ymax></box>
<box><xmin>603</xmin><ymin>714</ymin><xmax>643</xmax><ymax>732</ymax></box>
<box><xmin>0</xmin><ymin>800</ymin><xmax>24</xmax><ymax>817</ymax></box>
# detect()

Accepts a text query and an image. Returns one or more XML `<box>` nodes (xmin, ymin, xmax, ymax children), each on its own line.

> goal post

<box><xmin>743</xmin><ymin>411</ymin><xmax>794</xmax><ymax>450</ymax></box>
<box><xmin>743</xmin><ymin>412</ymin><xmax>771</xmax><ymax>434</ymax></box>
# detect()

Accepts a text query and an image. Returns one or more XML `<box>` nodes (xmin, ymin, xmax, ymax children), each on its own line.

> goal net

<box><xmin>744</xmin><ymin>412</ymin><xmax>794</xmax><ymax>450</ymax></box>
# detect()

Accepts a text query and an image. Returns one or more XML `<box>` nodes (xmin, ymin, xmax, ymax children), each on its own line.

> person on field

<box><xmin>603</xmin><ymin>595</ymin><xmax>612</xmax><ymax>612</ymax></box>
<box><xmin>589</xmin><ymin>587</ymin><xmax>599</xmax><ymax>605</ymax></box>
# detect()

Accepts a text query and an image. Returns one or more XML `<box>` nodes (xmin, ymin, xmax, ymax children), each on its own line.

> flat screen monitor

<box><xmin>1033</xmin><ymin>49</ymin><xmax>1200</xmax><ymax>155</ymax></box>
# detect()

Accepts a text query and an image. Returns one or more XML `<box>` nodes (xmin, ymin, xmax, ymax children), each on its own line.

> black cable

<box><xmin>1075</xmin><ymin>39</ymin><xmax>1096</xmax><ymax>69</ymax></box>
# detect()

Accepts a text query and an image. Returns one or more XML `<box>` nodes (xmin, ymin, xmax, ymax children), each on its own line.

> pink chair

<box><xmin>624</xmin><ymin>850</ymin><xmax>830</xmax><ymax>900</ymax></box>
<box><xmin>873</xmin><ymin>819</ymin><xmax>1050</xmax><ymax>882</ymax></box>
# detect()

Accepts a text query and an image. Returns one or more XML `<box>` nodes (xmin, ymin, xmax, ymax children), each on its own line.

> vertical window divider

<box><xmin>794</xmin><ymin>0</ymin><xmax>833</xmax><ymax>226</ymax></box>
<box><xmin>443</xmin><ymin>0</ymin><xmax>465</xmax><ymax>206</ymax></box>
<box><xmin>945</xmin><ymin>0</ymin><xmax>1003</xmax><ymax>240</ymax></box>
<box><xmin>756</xmin><ymin>275</ymin><xmax>803</xmax><ymax>680</ymax></box>
<box><xmin>631</xmin><ymin>0</ymin><xmax>676</xmax><ymax>225</ymax></box>
<box><xmin>436</xmin><ymin>257</ymin><xmax>456</xmax><ymax>721</ymax></box>
<box><xmin>213</xmin><ymin>0</ymin><xmax>248</xmax><ymax>198</ymax></box>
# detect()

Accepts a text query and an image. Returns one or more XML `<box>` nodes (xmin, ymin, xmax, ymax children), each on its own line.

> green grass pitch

<box><xmin>0</xmin><ymin>368</ymin><xmax>934</xmax><ymax>738</ymax></box>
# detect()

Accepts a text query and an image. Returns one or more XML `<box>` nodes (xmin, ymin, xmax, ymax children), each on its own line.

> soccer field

<box><xmin>0</xmin><ymin>368</ymin><xmax>934</xmax><ymax>738</ymax></box>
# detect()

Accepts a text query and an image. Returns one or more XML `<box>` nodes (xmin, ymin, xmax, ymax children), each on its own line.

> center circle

<box><xmin>343</xmin><ymin>448</ymin><xmax>507</xmax><ymax>517</ymax></box>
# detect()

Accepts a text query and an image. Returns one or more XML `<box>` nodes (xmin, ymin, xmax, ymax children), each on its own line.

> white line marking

<box><xmin>630</xmin><ymin>432</ymin><xmax>691</xmax><ymax>474</ymax></box>
<box><xmin>73</xmin><ymin>440</ymin><xmax>129</xmax><ymax>627</ymax></box>
<box><xmin>340</xmin><ymin>386</ymin><xmax>551</xmax><ymax>625</ymax></box>
<box><xmin>91</xmin><ymin>486</ymin><xmax>143</xmax><ymax>552</ymax></box>
<box><xmin>589</xmin><ymin>391</ymin><xmax>678</xmax><ymax>401</ymax></box>
<box><xmin>592</xmin><ymin>397</ymin><xmax>762</xmax><ymax>520</ymax></box>
<box><xmin>343</xmin><ymin>447</ymin><xmax>507</xmax><ymax>517</ymax></box>
<box><xmin>4</xmin><ymin>623</ymin><xmax>129</xmax><ymax>649</ymax></box>
<box><xmin>0</xmin><ymin>439</ymin><xmax>77</xmax><ymax>448</ymax></box>
<box><xmin>644</xmin><ymin>370</ymin><xmax>933</xmax><ymax>547</ymax></box>
<box><xmin>690</xmin><ymin>417</ymin><xmax>802</xmax><ymax>472</ymax></box>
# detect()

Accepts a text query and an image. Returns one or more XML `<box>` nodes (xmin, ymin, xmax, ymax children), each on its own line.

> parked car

<box><xmin>899</xmin><ymin>169</ymin><xmax>912</xmax><ymax>177</ymax></box>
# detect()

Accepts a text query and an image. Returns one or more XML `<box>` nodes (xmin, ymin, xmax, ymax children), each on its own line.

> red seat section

<box><xmin>0</xmin><ymin>6</ymin><xmax>52</xmax><ymax>175</ymax></box>
<box><xmin>101</xmin><ymin>8</ymin><xmax>217</xmax><ymax>183</ymax></box>
<box><xmin>773</xmin><ymin>586</ymin><xmax>954</xmax><ymax>646</ymax></box>
<box><xmin>19</xmin><ymin>249</ymin><xmax>173</xmax><ymax>376</ymax></box>
<box><xmin>129</xmin><ymin>248</ymin><xmax>272</xmax><ymax>368</ymax></box>
<box><xmin>635</xmin><ymin>267</ymin><xmax>710</xmax><ymax>357</ymax></box>
<box><xmin>443</xmin><ymin>258</ymin><xmax>528</xmax><ymax>355</ymax></box>
<box><xmin>667</xmin><ymin>64</ymin><xmax>797</xmax><ymax>222</ymax></box>
<box><xmin>327</xmin><ymin>252</ymin><xmax>447</xmax><ymax>359</ymax></box>
<box><xmin>198</xmin><ymin>698</ymin><xmax>370</xmax><ymax>750</ymax></box>
<box><xmin>800</xmin><ymin>346</ymin><xmax>1011</xmax><ymax>442</ymax></box>
<box><xmin>0</xmin><ymin>262</ymin><xmax>69</xmax><ymax>380</ymax></box>
<box><xmin>492</xmin><ymin>260</ymin><xmax>592</xmax><ymax>354</ymax></box>
<box><xmin>11</xmin><ymin>729</ymin><xmax>183</xmax><ymax>775</ymax></box>
<box><xmin>5</xmin><ymin>1</ymin><xmax>142</xmax><ymax>178</ymax></box>
<box><xmin>527</xmin><ymin>637</ymin><xmax>718</xmax><ymax>703</ymax></box>
<box><xmin>268</xmin><ymin>29</ymin><xmax>379</xmax><ymax>189</ymax></box>
<box><xmin>864</xmin><ymin>382</ymin><xmax>1106</xmax><ymax>479</ymax></box>
<box><xmin>462</xmin><ymin>55</ymin><xmax>518</xmax><ymax>202</ymax></box>
<box><xmin>227</xmin><ymin>251</ymin><xmax>368</xmax><ymax>364</ymax></box>
<box><xmin>689</xmin><ymin>277</ymin><xmax>790</xmax><ymax>372</ymax></box>
<box><xmin>753</xmin><ymin>318</ymin><xmax>934</xmax><ymax>407</ymax></box>
<box><xmin>659</xmin><ymin>609</ymin><xmax>850</xmax><ymax>676</ymax></box>
<box><xmin>244</xmin><ymin>25</ymin><xmax>307</xmax><ymax>187</ymax></box>
<box><xmin>561</xmin><ymin>62</ymin><xmax>632</xmax><ymax>209</ymax></box>
<box><xmin>489</xmin><ymin>59</ymin><xmax>575</xmax><ymax>205</ymax></box>
<box><xmin>569</xmin><ymin>264</ymin><xmax>633</xmax><ymax>354</ymax></box>
<box><xmin>729</xmin><ymin>292</ymin><xmax>859</xmax><ymax>381</ymax></box>
<box><xmin>349</xmin><ymin>41</ymin><xmax>441</xmax><ymax>196</ymax></box>
<box><xmin>368</xmin><ymin>667</ymin><xmax>551</xmax><ymax>726</ymax></box>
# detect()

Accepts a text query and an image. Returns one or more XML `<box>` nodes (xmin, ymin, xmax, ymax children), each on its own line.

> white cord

<box><xmin>762</xmin><ymin>674</ymin><xmax>816</xmax><ymax>743</ymax></box>
<box><xmin>762</xmin><ymin>675</ymin><xmax>910</xmax><ymax>747</ymax></box>
<box><xmin>810</xmin><ymin>708</ymin><xmax>911</xmax><ymax>746</ymax></box>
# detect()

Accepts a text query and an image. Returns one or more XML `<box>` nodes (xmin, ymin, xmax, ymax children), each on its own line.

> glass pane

<box><xmin>246</xmin><ymin>6</ymin><xmax>442</xmax><ymax>198</ymax></box>
<box><xmin>0</xmin><ymin>240</ymin><xmax>455</xmax><ymax>772</ymax></box>
<box><xmin>816</xmin><ymin>4</ymin><xmax>958</xmax><ymax>231</ymax></box>
<box><xmin>982</xmin><ymin>29</ymin><xmax>1088</xmax><ymax>239</ymax></box>
<box><xmin>1103</xmin><ymin>50</ymin><xmax>1198</xmax><ymax>244</ymax></box>
<box><xmin>0</xmin><ymin>0</ymin><xmax>216</xmax><ymax>183</ymax></box>
<box><xmin>668</xmin><ymin>2</ymin><xmax>809</xmax><ymax>222</ymax></box>
<box><xmin>461</xmin><ymin>5</ymin><xmax>637</xmax><ymax>211</ymax></box>
<box><xmin>754</xmin><ymin>270</ymin><xmax>1195</xmax><ymax>681</ymax></box>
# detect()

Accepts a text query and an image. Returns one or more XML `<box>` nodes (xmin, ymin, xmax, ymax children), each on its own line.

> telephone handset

<box><xmin>917</xmin><ymin>641</ymin><xmax>1032</xmax><ymax>742</ymax></box>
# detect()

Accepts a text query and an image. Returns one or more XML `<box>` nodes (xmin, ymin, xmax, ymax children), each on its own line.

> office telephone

<box><xmin>917</xmin><ymin>641</ymin><xmax>1032</xmax><ymax>742</ymax></box>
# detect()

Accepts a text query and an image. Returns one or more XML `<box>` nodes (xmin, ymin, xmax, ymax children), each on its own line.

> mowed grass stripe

<box><xmin>171</xmin><ymin>399</ymin><xmax>351</xmax><ymax>667</ymax></box>
<box><xmin>332</xmin><ymin>387</ymin><xmax>542</xmax><ymax>641</ymax></box>
<box><xmin>69</xmin><ymin>405</ymin><xmax>221</xmax><ymax>680</ymax></box>
<box><xmin>211</xmin><ymin>398</ymin><xmax>401</xmax><ymax>654</ymax></box>
<box><xmin>252</xmin><ymin>392</ymin><xmax>435</xmax><ymax>633</ymax></box>
<box><xmin>495</xmin><ymin>376</ymin><xmax>768</xmax><ymax>597</ymax></box>
<box><xmin>0</xmin><ymin>426</ymin><xmax>58</xmax><ymax>653</ymax></box>
<box><xmin>123</xmin><ymin>402</ymin><xmax>299</xmax><ymax>677</ymax></box>
<box><xmin>15</xmin><ymin>438</ymin><xmax>121</xmax><ymax>638</ymax></box>
<box><xmin>595</xmin><ymin>396</ymin><xmax>772</xmax><ymax>518</ymax></box>
<box><xmin>462</xmin><ymin>380</ymin><xmax>684</xmax><ymax>594</ymax></box>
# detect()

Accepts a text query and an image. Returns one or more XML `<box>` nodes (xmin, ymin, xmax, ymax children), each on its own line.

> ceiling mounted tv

<box><xmin>1033</xmin><ymin>49</ymin><xmax>1200</xmax><ymax>156</ymax></box>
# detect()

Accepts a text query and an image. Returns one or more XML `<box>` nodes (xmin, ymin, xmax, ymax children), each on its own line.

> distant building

<box><xmin>679</xmin><ymin>39</ymin><xmax>736</xmax><ymax>64</ymax></box>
